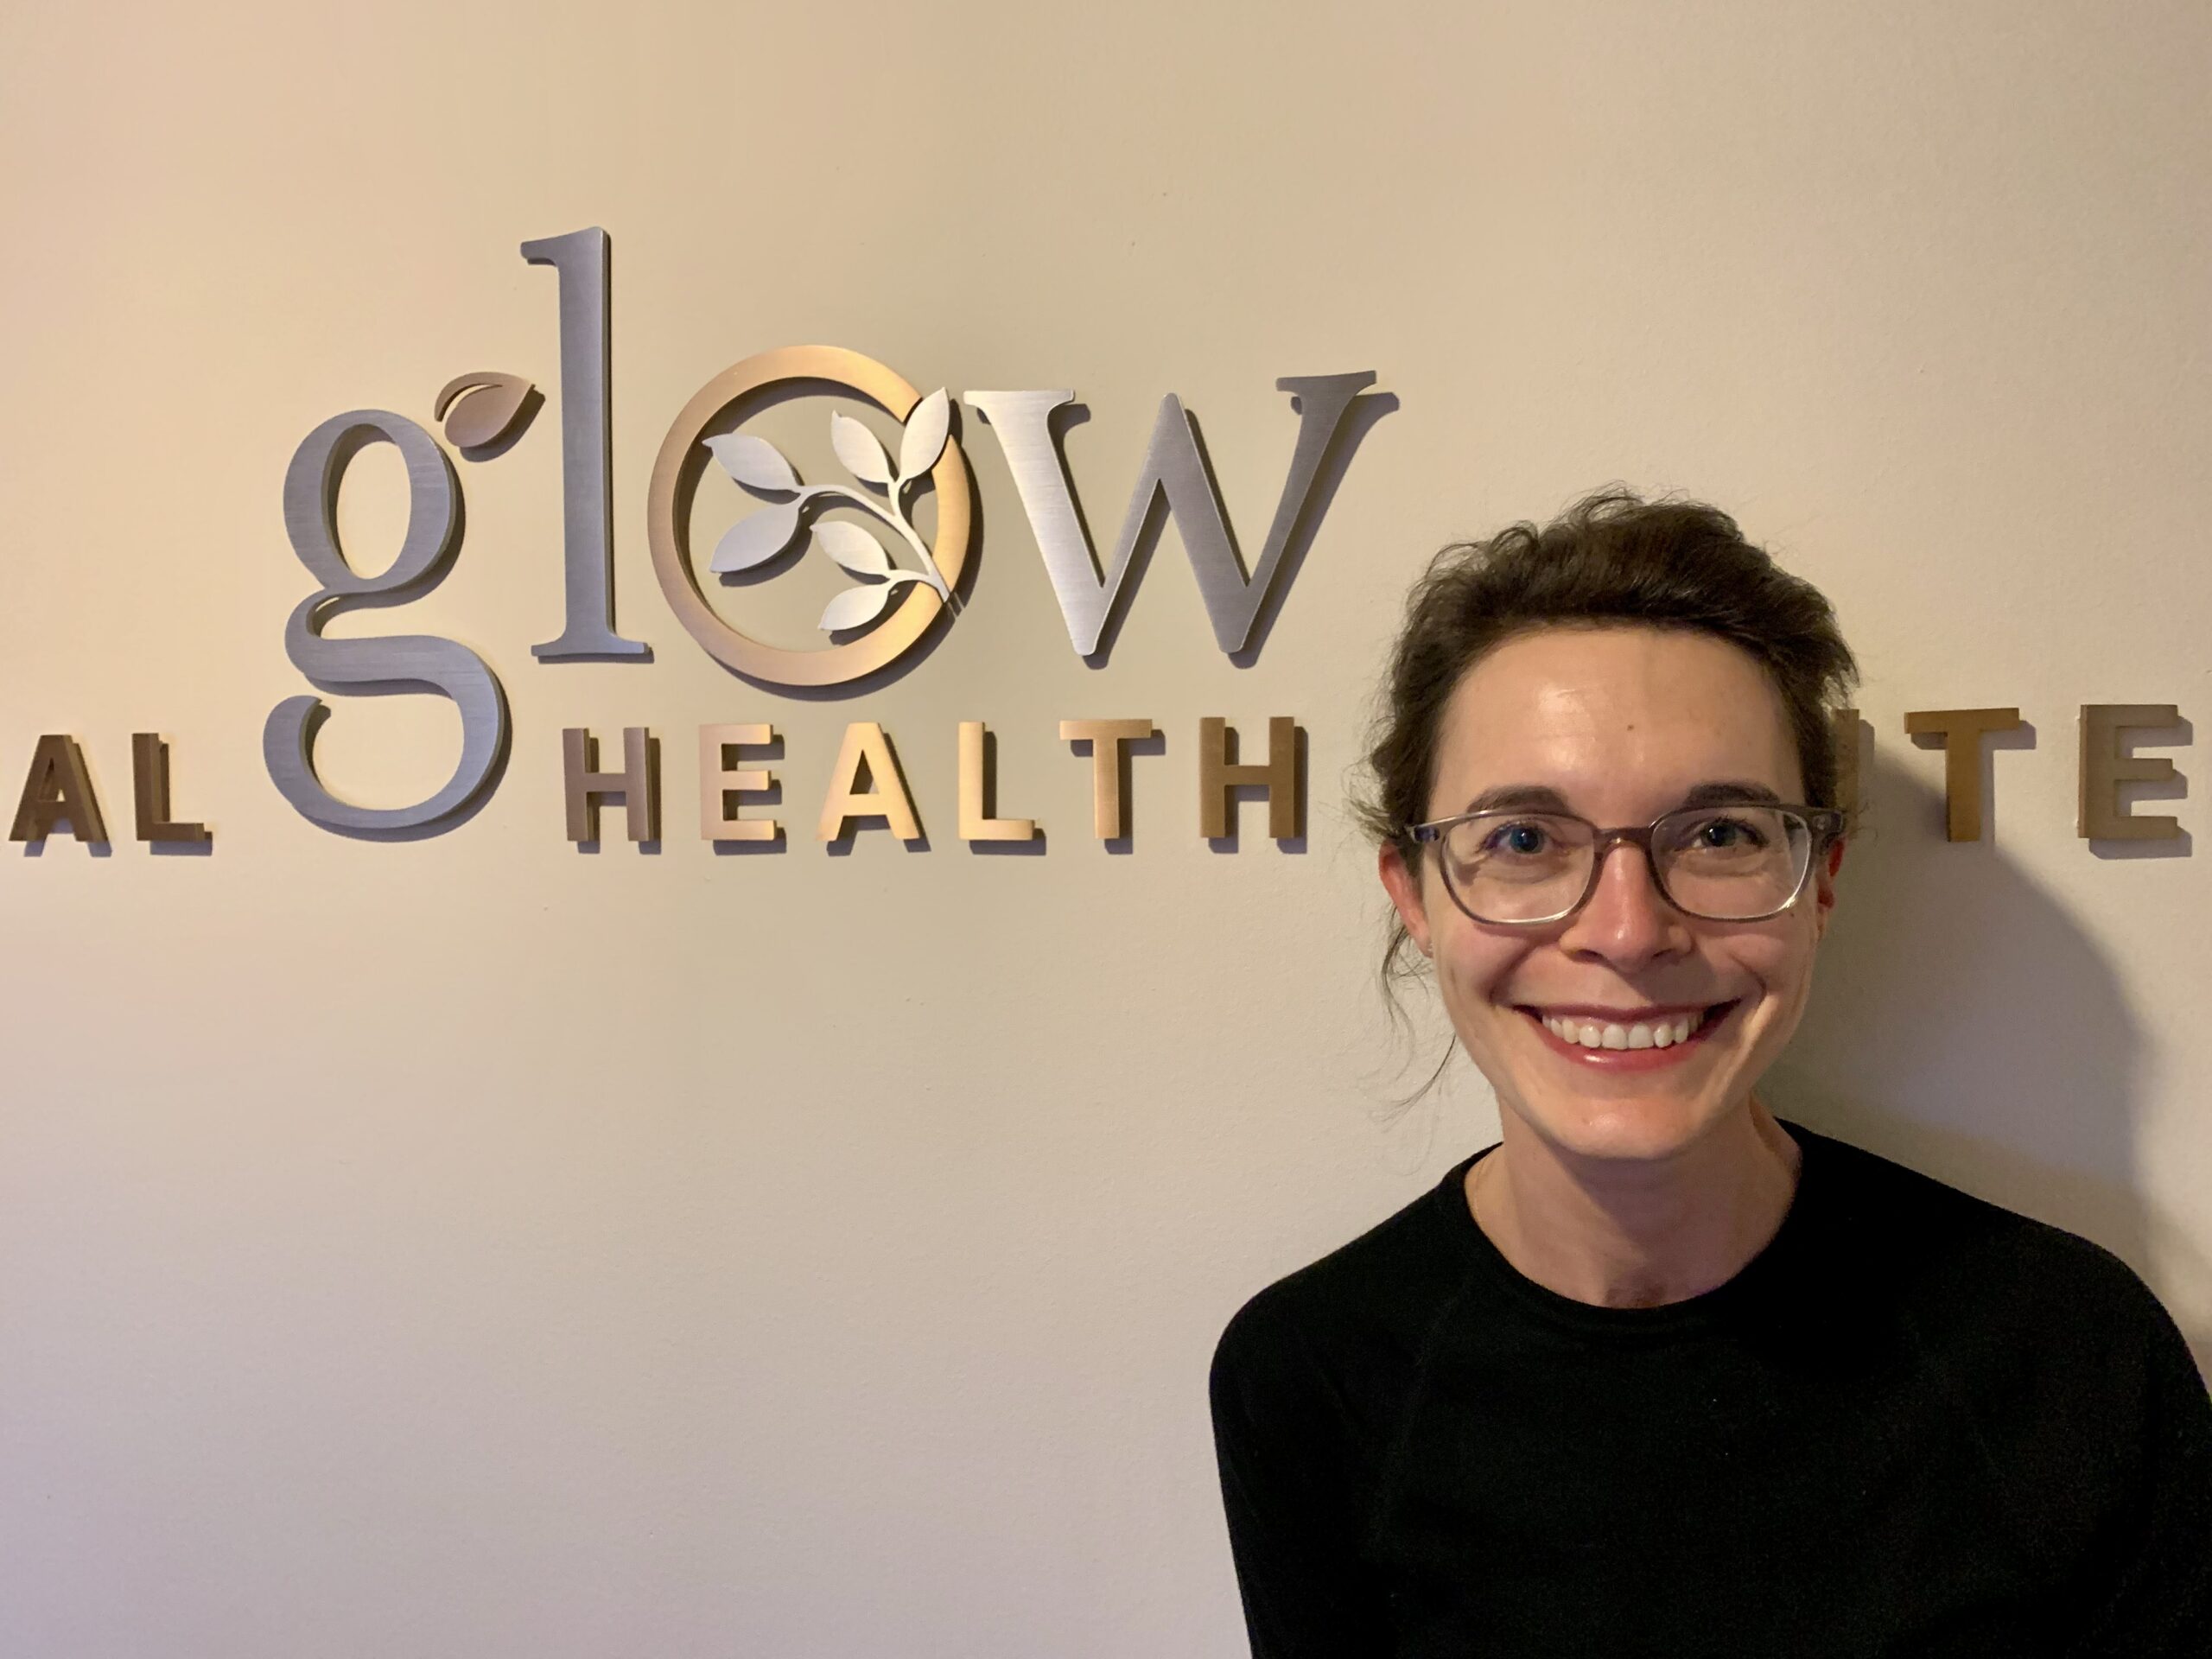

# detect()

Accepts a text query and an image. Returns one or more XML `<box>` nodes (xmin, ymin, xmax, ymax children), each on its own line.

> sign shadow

<box><xmin>1767</xmin><ymin>747</ymin><xmax>2209</xmax><ymax>1377</ymax></box>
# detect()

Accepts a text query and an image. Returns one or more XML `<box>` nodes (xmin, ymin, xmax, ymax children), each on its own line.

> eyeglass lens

<box><xmin>1435</xmin><ymin>807</ymin><xmax>1815</xmax><ymax>924</ymax></box>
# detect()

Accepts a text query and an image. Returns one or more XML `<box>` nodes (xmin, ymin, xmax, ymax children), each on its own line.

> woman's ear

<box><xmin>1378</xmin><ymin>842</ymin><xmax>1434</xmax><ymax>957</ymax></box>
<box><xmin>1812</xmin><ymin>836</ymin><xmax>1846</xmax><ymax>939</ymax></box>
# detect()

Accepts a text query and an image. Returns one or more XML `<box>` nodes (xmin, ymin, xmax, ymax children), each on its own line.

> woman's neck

<box><xmin>1465</xmin><ymin>1103</ymin><xmax>1802</xmax><ymax>1308</ymax></box>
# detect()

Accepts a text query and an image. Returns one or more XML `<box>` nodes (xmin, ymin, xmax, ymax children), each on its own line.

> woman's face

<box><xmin>1379</xmin><ymin>625</ymin><xmax>1840</xmax><ymax>1165</ymax></box>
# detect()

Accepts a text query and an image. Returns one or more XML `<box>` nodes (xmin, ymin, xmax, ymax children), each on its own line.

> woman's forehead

<box><xmin>1433</xmin><ymin>626</ymin><xmax>1803</xmax><ymax>807</ymax></box>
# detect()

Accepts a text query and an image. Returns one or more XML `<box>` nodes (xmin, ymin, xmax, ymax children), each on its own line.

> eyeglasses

<box><xmin>1406</xmin><ymin>803</ymin><xmax>1844</xmax><ymax>927</ymax></box>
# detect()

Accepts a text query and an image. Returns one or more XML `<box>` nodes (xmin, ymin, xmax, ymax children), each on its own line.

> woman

<box><xmin>1210</xmin><ymin>492</ymin><xmax>2212</xmax><ymax>1656</ymax></box>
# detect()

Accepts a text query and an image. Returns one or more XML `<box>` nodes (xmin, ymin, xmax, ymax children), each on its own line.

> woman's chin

<box><xmin>1508</xmin><ymin>1090</ymin><xmax>1733</xmax><ymax>1165</ymax></box>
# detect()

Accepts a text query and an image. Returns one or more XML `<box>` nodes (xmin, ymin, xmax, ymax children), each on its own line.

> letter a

<box><xmin>10</xmin><ymin>735</ymin><xmax>109</xmax><ymax>843</ymax></box>
<box><xmin>819</xmin><ymin>723</ymin><xmax>924</xmax><ymax>844</ymax></box>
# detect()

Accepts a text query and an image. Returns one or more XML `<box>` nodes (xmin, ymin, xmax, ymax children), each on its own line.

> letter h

<box><xmin>563</xmin><ymin>727</ymin><xmax>658</xmax><ymax>842</ymax></box>
<box><xmin>1199</xmin><ymin>717</ymin><xmax>1300</xmax><ymax>841</ymax></box>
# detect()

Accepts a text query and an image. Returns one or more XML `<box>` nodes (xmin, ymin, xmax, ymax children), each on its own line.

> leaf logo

<box><xmin>434</xmin><ymin>371</ymin><xmax>538</xmax><ymax>450</ymax></box>
<box><xmin>699</xmin><ymin>391</ymin><xmax>958</xmax><ymax>636</ymax></box>
<box><xmin>816</xmin><ymin>521</ymin><xmax>892</xmax><ymax>579</ymax></box>
<box><xmin>830</xmin><ymin>412</ymin><xmax>893</xmax><ymax>487</ymax></box>
<box><xmin>899</xmin><ymin>389</ymin><xmax>950</xmax><ymax>481</ymax></box>
<box><xmin>710</xmin><ymin>501</ymin><xmax>802</xmax><ymax>575</ymax></box>
<box><xmin>645</xmin><ymin>345</ymin><xmax>975</xmax><ymax>689</ymax></box>
<box><xmin>819</xmin><ymin>582</ymin><xmax>898</xmax><ymax>632</ymax></box>
<box><xmin>703</xmin><ymin>434</ymin><xmax>799</xmax><ymax>496</ymax></box>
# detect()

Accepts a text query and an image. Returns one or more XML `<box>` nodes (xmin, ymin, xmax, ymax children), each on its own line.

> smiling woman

<box><xmin>1209</xmin><ymin>491</ymin><xmax>2212</xmax><ymax>1656</ymax></box>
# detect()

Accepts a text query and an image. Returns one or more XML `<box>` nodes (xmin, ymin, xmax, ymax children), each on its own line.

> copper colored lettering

<box><xmin>1199</xmin><ymin>716</ymin><xmax>1300</xmax><ymax>841</ymax></box>
<box><xmin>699</xmin><ymin>724</ymin><xmax>779</xmax><ymax>842</ymax></box>
<box><xmin>10</xmin><ymin>734</ymin><xmax>108</xmax><ymax>843</ymax></box>
<box><xmin>1904</xmin><ymin>708</ymin><xmax>2022</xmax><ymax>842</ymax></box>
<box><xmin>131</xmin><ymin>734</ymin><xmax>210</xmax><ymax>844</ymax></box>
<box><xmin>1058</xmin><ymin>720</ymin><xmax>1156</xmax><ymax>840</ymax></box>
<box><xmin>2078</xmin><ymin>705</ymin><xmax>2183</xmax><ymax>841</ymax></box>
<box><xmin>958</xmin><ymin>722</ymin><xmax>1037</xmax><ymax>842</ymax></box>
<box><xmin>563</xmin><ymin>727</ymin><xmax>658</xmax><ymax>842</ymax></box>
<box><xmin>819</xmin><ymin>722</ymin><xmax>923</xmax><ymax>843</ymax></box>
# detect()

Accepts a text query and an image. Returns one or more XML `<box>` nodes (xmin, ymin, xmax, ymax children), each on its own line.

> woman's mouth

<box><xmin>1517</xmin><ymin>1001</ymin><xmax>1738</xmax><ymax>1066</ymax></box>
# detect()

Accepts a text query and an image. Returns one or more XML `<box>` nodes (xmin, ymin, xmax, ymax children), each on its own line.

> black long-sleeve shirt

<box><xmin>1210</xmin><ymin>1126</ymin><xmax>2212</xmax><ymax>1656</ymax></box>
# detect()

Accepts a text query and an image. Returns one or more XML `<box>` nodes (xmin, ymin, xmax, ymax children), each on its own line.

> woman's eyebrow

<box><xmin>1461</xmin><ymin>785</ymin><xmax>1574</xmax><ymax>815</ymax></box>
<box><xmin>1679</xmin><ymin>781</ymin><xmax>1784</xmax><ymax>807</ymax></box>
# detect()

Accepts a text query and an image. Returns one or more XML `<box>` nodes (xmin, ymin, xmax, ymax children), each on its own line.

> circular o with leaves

<box><xmin>646</xmin><ymin>346</ymin><xmax>972</xmax><ymax>688</ymax></box>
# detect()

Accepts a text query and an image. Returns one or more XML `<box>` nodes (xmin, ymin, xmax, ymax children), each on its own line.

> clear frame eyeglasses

<box><xmin>1406</xmin><ymin>802</ymin><xmax>1846</xmax><ymax>927</ymax></box>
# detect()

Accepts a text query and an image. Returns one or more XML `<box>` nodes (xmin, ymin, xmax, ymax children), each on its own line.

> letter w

<box><xmin>964</xmin><ymin>373</ymin><xmax>1375</xmax><ymax>657</ymax></box>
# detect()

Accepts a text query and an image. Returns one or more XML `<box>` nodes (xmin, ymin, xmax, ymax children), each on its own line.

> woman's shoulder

<box><xmin>1211</xmin><ymin>1154</ymin><xmax>1484</xmax><ymax>1395</ymax></box>
<box><xmin>1792</xmin><ymin>1125</ymin><xmax>2196</xmax><ymax>1374</ymax></box>
<box><xmin>1800</xmin><ymin>1125</ymin><xmax>2212</xmax><ymax>1626</ymax></box>
<box><xmin>1800</xmin><ymin>1127</ymin><xmax>2147</xmax><ymax>1281</ymax></box>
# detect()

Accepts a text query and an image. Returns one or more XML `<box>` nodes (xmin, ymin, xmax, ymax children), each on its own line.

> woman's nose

<box><xmin>1558</xmin><ymin>842</ymin><xmax>1693</xmax><ymax>968</ymax></box>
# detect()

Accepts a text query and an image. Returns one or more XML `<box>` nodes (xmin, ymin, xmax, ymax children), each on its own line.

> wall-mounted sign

<box><xmin>5</xmin><ymin>230</ymin><xmax>2191</xmax><ymax>856</ymax></box>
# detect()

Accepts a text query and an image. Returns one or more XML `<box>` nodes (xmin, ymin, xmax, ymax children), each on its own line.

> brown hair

<box><xmin>1357</xmin><ymin>487</ymin><xmax>1859</xmax><ymax>992</ymax></box>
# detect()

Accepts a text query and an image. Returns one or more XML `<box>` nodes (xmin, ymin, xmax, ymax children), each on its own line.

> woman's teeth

<box><xmin>1541</xmin><ymin>1011</ymin><xmax>1701</xmax><ymax>1050</ymax></box>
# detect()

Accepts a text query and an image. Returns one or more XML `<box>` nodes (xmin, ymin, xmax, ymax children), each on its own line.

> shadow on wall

<box><xmin>1767</xmin><ymin>747</ymin><xmax>2211</xmax><ymax>1380</ymax></box>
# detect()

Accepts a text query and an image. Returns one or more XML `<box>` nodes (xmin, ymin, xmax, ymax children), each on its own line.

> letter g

<box><xmin>263</xmin><ymin>411</ymin><xmax>509</xmax><ymax>835</ymax></box>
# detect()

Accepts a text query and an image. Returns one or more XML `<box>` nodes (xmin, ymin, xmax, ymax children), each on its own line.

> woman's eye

<box><xmin>1486</xmin><ymin>822</ymin><xmax>1549</xmax><ymax>855</ymax></box>
<box><xmin>1697</xmin><ymin>817</ymin><xmax>1763</xmax><ymax>848</ymax></box>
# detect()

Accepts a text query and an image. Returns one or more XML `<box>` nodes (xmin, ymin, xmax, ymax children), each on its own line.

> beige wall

<box><xmin>3</xmin><ymin>2</ymin><xmax>2208</xmax><ymax>1652</ymax></box>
